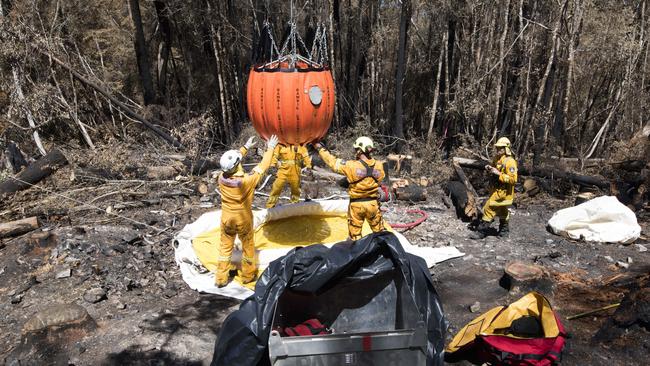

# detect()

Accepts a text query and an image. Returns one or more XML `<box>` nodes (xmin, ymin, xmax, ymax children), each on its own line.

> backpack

<box><xmin>445</xmin><ymin>292</ymin><xmax>566</xmax><ymax>365</ymax></box>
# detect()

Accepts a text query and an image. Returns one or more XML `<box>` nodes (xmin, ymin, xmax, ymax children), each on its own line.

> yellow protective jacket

<box><xmin>218</xmin><ymin>146</ymin><xmax>274</xmax><ymax>212</ymax></box>
<box><xmin>317</xmin><ymin>148</ymin><xmax>385</xmax><ymax>200</ymax></box>
<box><xmin>271</xmin><ymin>144</ymin><xmax>312</xmax><ymax>171</ymax></box>
<box><xmin>266</xmin><ymin>144</ymin><xmax>312</xmax><ymax>207</ymax></box>
<box><xmin>489</xmin><ymin>154</ymin><xmax>518</xmax><ymax>205</ymax></box>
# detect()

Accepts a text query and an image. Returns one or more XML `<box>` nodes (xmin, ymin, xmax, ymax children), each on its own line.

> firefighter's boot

<box><xmin>470</xmin><ymin>220</ymin><xmax>491</xmax><ymax>240</ymax></box>
<box><xmin>239</xmin><ymin>256</ymin><xmax>257</xmax><ymax>284</ymax></box>
<box><xmin>215</xmin><ymin>261</ymin><xmax>232</xmax><ymax>288</ymax></box>
<box><xmin>498</xmin><ymin>221</ymin><xmax>510</xmax><ymax>238</ymax></box>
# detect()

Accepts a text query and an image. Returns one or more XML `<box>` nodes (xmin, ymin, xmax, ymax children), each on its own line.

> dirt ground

<box><xmin>0</xmin><ymin>146</ymin><xmax>648</xmax><ymax>365</ymax></box>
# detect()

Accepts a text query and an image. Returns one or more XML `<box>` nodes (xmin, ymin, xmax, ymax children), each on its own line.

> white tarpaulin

<box><xmin>173</xmin><ymin>200</ymin><xmax>464</xmax><ymax>300</ymax></box>
<box><xmin>547</xmin><ymin>196</ymin><xmax>641</xmax><ymax>243</ymax></box>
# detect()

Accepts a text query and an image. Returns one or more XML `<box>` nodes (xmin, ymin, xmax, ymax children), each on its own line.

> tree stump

<box><xmin>395</xmin><ymin>185</ymin><xmax>427</xmax><ymax>201</ymax></box>
<box><xmin>500</xmin><ymin>261</ymin><xmax>552</xmax><ymax>294</ymax></box>
<box><xmin>523</xmin><ymin>178</ymin><xmax>540</xmax><ymax>197</ymax></box>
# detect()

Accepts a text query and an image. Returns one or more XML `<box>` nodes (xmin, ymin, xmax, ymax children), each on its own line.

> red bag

<box><xmin>446</xmin><ymin>292</ymin><xmax>566</xmax><ymax>366</ymax></box>
<box><xmin>475</xmin><ymin>312</ymin><xmax>566</xmax><ymax>365</ymax></box>
<box><xmin>283</xmin><ymin>318</ymin><xmax>331</xmax><ymax>337</ymax></box>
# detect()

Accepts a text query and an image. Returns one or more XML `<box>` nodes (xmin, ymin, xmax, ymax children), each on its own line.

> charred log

<box><xmin>0</xmin><ymin>149</ymin><xmax>68</xmax><ymax>198</ymax></box>
<box><xmin>0</xmin><ymin>216</ymin><xmax>39</xmax><ymax>238</ymax></box>
<box><xmin>445</xmin><ymin>180</ymin><xmax>471</xmax><ymax>221</ymax></box>
<box><xmin>5</xmin><ymin>141</ymin><xmax>28</xmax><ymax>173</ymax></box>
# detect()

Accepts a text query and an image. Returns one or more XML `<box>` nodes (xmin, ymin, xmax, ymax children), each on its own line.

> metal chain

<box><xmin>295</xmin><ymin>27</ymin><xmax>310</xmax><ymax>61</ymax></box>
<box><xmin>309</xmin><ymin>25</ymin><xmax>321</xmax><ymax>62</ymax></box>
<box><xmin>318</xmin><ymin>24</ymin><xmax>328</xmax><ymax>64</ymax></box>
<box><xmin>289</xmin><ymin>0</ymin><xmax>296</xmax><ymax>67</ymax></box>
<box><xmin>264</xmin><ymin>20</ymin><xmax>281</xmax><ymax>64</ymax></box>
<box><xmin>265</xmin><ymin>0</ymin><xmax>329</xmax><ymax>68</ymax></box>
<box><xmin>291</xmin><ymin>21</ymin><xmax>297</xmax><ymax>68</ymax></box>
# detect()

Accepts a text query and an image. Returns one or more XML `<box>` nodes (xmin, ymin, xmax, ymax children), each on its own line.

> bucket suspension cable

<box><xmin>257</xmin><ymin>0</ymin><xmax>329</xmax><ymax>70</ymax></box>
<box><xmin>263</xmin><ymin>20</ymin><xmax>281</xmax><ymax>62</ymax></box>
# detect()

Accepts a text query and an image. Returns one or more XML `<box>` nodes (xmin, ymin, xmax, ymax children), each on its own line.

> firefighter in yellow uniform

<box><xmin>312</xmin><ymin>137</ymin><xmax>386</xmax><ymax>241</ymax></box>
<box><xmin>471</xmin><ymin>137</ymin><xmax>518</xmax><ymax>239</ymax></box>
<box><xmin>216</xmin><ymin>134</ymin><xmax>279</xmax><ymax>287</ymax></box>
<box><xmin>266</xmin><ymin>144</ymin><xmax>312</xmax><ymax>208</ymax></box>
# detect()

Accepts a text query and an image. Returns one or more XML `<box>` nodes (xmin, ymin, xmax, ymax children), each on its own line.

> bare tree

<box><xmin>393</xmin><ymin>0</ymin><xmax>412</xmax><ymax>149</ymax></box>
<box><xmin>128</xmin><ymin>0</ymin><xmax>156</xmax><ymax>105</ymax></box>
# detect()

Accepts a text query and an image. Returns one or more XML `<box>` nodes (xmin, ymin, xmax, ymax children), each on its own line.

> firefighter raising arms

<box><xmin>216</xmin><ymin>134</ymin><xmax>279</xmax><ymax>287</ymax></box>
<box><xmin>310</xmin><ymin>137</ymin><xmax>386</xmax><ymax>241</ymax></box>
<box><xmin>266</xmin><ymin>144</ymin><xmax>312</xmax><ymax>208</ymax></box>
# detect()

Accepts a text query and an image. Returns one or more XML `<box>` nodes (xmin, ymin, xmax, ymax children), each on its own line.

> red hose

<box><xmin>387</xmin><ymin>209</ymin><xmax>428</xmax><ymax>230</ymax></box>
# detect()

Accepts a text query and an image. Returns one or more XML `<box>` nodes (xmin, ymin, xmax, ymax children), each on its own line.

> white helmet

<box><xmin>220</xmin><ymin>150</ymin><xmax>242</xmax><ymax>173</ymax></box>
<box><xmin>353</xmin><ymin>136</ymin><xmax>374</xmax><ymax>153</ymax></box>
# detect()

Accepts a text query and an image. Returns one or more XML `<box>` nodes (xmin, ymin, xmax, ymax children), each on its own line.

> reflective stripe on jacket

<box><xmin>318</xmin><ymin>148</ymin><xmax>385</xmax><ymax>200</ymax></box>
<box><xmin>490</xmin><ymin>155</ymin><xmax>518</xmax><ymax>205</ymax></box>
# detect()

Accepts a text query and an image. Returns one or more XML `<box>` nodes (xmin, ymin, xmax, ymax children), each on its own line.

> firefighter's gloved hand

<box><xmin>267</xmin><ymin>135</ymin><xmax>279</xmax><ymax>151</ymax></box>
<box><xmin>244</xmin><ymin>136</ymin><xmax>257</xmax><ymax>149</ymax></box>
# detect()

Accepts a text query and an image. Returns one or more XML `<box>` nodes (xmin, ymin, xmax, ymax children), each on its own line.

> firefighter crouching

<box><xmin>311</xmin><ymin>137</ymin><xmax>386</xmax><ymax>241</ymax></box>
<box><xmin>216</xmin><ymin>134</ymin><xmax>279</xmax><ymax>287</ymax></box>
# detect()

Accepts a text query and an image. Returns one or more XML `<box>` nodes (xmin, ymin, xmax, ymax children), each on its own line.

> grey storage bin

<box><xmin>269</xmin><ymin>269</ymin><xmax>427</xmax><ymax>365</ymax></box>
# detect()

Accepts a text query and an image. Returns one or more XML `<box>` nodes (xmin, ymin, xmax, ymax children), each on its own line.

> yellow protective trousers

<box><xmin>348</xmin><ymin>200</ymin><xmax>384</xmax><ymax>240</ymax></box>
<box><xmin>481</xmin><ymin>191</ymin><xmax>511</xmax><ymax>223</ymax></box>
<box><xmin>216</xmin><ymin>209</ymin><xmax>256</xmax><ymax>285</ymax></box>
<box><xmin>266</xmin><ymin>163</ymin><xmax>301</xmax><ymax>208</ymax></box>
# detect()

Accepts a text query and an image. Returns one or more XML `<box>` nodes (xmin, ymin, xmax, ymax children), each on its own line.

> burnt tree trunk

<box><xmin>452</xmin><ymin>160</ymin><xmax>481</xmax><ymax>219</ymax></box>
<box><xmin>331</xmin><ymin>0</ymin><xmax>344</xmax><ymax>128</ymax></box>
<box><xmin>427</xmin><ymin>32</ymin><xmax>446</xmax><ymax>142</ymax></box>
<box><xmin>454</xmin><ymin>156</ymin><xmax>610</xmax><ymax>189</ymax></box>
<box><xmin>5</xmin><ymin>141</ymin><xmax>28</xmax><ymax>173</ymax></box>
<box><xmin>393</xmin><ymin>0</ymin><xmax>412</xmax><ymax>150</ymax></box>
<box><xmin>0</xmin><ymin>149</ymin><xmax>68</xmax><ymax>197</ymax></box>
<box><xmin>128</xmin><ymin>0</ymin><xmax>156</xmax><ymax>105</ymax></box>
<box><xmin>154</xmin><ymin>0</ymin><xmax>172</xmax><ymax>103</ymax></box>
<box><xmin>520</xmin><ymin>0</ymin><xmax>567</xmax><ymax>158</ymax></box>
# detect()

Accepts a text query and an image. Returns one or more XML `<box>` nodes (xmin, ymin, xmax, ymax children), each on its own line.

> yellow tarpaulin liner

<box><xmin>192</xmin><ymin>213</ymin><xmax>387</xmax><ymax>288</ymax></box>
<box><xmin>446</xmin><ymin>292</ymin><xmax>561</xmax><ymax>353</ymax></box>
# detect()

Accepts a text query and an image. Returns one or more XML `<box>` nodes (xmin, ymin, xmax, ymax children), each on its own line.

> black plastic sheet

<box><xmin>211</xmin><ymin>231</ymin><xmax>447</xmax><ymax>366</ymax></box>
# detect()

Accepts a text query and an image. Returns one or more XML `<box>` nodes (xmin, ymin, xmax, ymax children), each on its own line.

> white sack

<box><xmin>547</xmin><ymin>196</ymin><xmax>641</xmax><ymax>243</ymax></box>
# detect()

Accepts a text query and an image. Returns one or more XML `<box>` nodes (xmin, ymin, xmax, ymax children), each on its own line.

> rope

<box><xmin>4</xmin><ymin>176</ymin><xmax>170</xmax><ymax>234</ymax></box>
